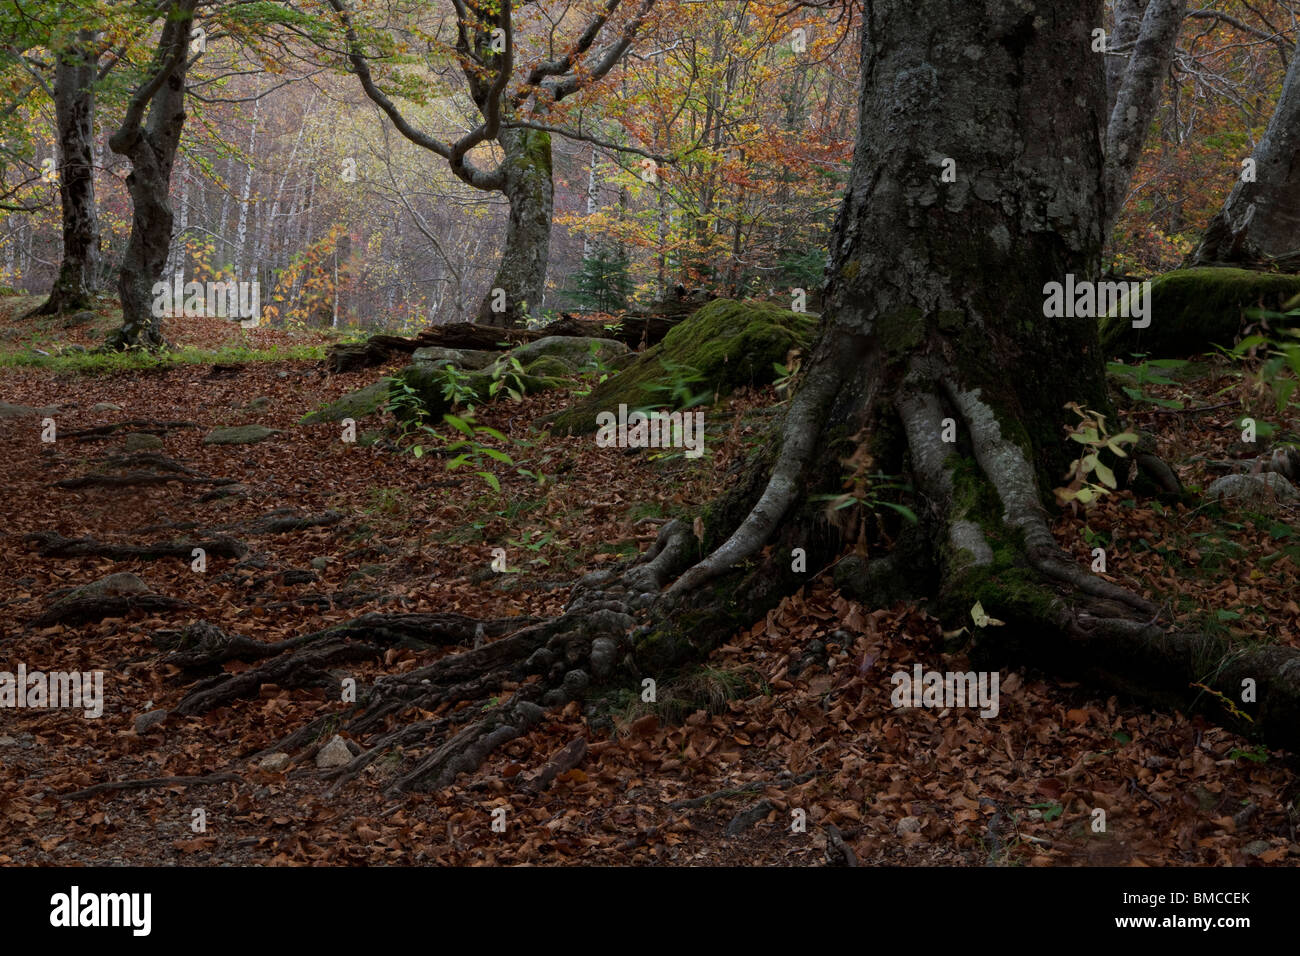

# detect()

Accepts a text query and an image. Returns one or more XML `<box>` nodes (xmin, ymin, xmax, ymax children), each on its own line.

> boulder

<box><xmin>411</xmin><ymin>346</ymin><xmax>497</xmax><ymax>370</ymax></box>
<box><xmin>550</xmin><ymin>299</ymin><xmax>816</xmax><ymax>434</ymax></box>
<box><xmin>1101</xmin><ymin>267</ymin><xmax>1300</xmax><ymax>358</ymax></box>
<box><xmin>300</xmin><ymin>380</ymin><xmax>390</xmax><ymax>425</ymax></box>
<box><xmin>203</xmin><ymin>424</ymin><xmax>280</xmax><ymax>445</ymax></box>
<box><xmin>1206</xmin><ymin>472</ymin><xmax>1300</xmax><ymax>507</ymax></box>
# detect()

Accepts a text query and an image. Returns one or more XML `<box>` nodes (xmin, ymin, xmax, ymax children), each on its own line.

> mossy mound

<box><xmin>300</xmin><ymin>380</ymin><xmax>391</xmax><ymax>425</ymax></box>
<box><xmin>550</xmin><ymin>299</ymin><xmax>817</xmax><ymax>434</ymax></box>
<box><xmin>1100</xmin><ymin>267</ymin><xmax>1300</xmax><ymax>358</ymax></box>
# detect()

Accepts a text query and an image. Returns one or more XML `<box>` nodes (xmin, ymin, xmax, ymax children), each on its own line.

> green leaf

<box><xmin>443</xmin><ymin>413</ymin><xmax>474</xmax><ymax>436</ymax></box>
<box><xmin>878</xmin><ymin>501</ymin><xmax>919</xmax><ymax>523</ymax></box>
<box><xmin>477</xmin><ymin>472</ymin><xmax>501</xmax><ymax>492</ymax></box>
<box><xmin>1093</xmin><ymin>459</ymin><xmax>1116</xmax><ymax>489</ymax></box>
<box><xmin>480</xmin><ymin>447</ymin><xmax>514</xmax><ymax>464</ymax></box>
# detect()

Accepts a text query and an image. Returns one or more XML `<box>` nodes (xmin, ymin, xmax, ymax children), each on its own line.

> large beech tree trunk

<box><xmin>1191</xmin><ymin>37</ymin><xmax>1300</xmax><ymax>269</ymax></box>
<box><xmin>476</xmin><ymin>128</ymin><xmax>553</xmax><ymax>328</ymax></box>
<box><xmin>633</xmin><ymin>0</ymin><xmax>1300</xmax><ymax>750</ymax></box>
<box><xmin>106</xmin><ymin>0</ymin><xmax>197</xmax><ymax>350</ymax></box>
<box><xmin>30</xmin><ymin>30</ymin><xmax>101</xmax><ymax>317</ymax></box>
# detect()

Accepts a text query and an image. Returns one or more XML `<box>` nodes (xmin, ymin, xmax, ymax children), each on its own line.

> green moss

<box><xmin>876</xmin><ymin>306</ymin><xmax>924</xmax><ymax>354</ymax></box>
<box><xmin>550</xmin><ymin>298</ymin><xmax>817</xmax><ymax>434</ymax></box>
<box><xmin>1100</xmin><ymin>267</ymin><xmax>1300</xmax><ymax>358</ymax></box>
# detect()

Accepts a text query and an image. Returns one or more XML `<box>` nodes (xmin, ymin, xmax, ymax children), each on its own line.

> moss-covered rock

<box><xmin>550</xmin><ymin>299</ymin><xmax>817</xmax><ymax>434</ymax></box>
<box><xmin>410</xmin><ymin>346</ymin><xmax>497</xmax><ymax>369</ymax></box>
<box><xmin>398</xmin><ymin>363</ymin><xmax>566</xmax><ymax>418</ymax></box>
<box><xmin>203</xmin><ymin>424</ymin><xmax>280</xmax><ymax>445</ymax></box>
<box><xmin>522</xmin><ymin>355</ymin><xmax>577</xmax><ymax>378</ymax></box>
<box><xmin>1100</xmin><ymin>267</ymin><xmax>1300</xmax><ymax>358</ymax></box>
<box><xmin>504</xmin><ymin>335</ymin><xmax>628</xmax><ymax>371</ymax></box>
<box><xmin>300</xmin><ymin>380</ymin><xmax>391</xmax><ymax>425</ymax></box>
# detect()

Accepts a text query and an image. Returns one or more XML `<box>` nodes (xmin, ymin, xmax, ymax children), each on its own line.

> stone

<box><xmin>300</xmin><ymin>380</ymin><xmax>390</xmax><ymax>425</ymax></box>
<box><xmin>504</xmin><ymin>335</ymin><xmax>628</xmax><ymax>371</ymax></box>
<box><xmin>92</xmin><ymin>402</ymin><xmax>123</xmax><ymax>412</ymax></box>
<box><xmin>589</xmin><ymin>638</ymin><xmax>619</xmax><ymax>680</ymax></box>
<box><xmin>1206</xmin><ymin>472</ymin><xmax>1300</xmax><ymax>506</ymax></box>
<box><xmin>309</xmin><ymin>556</ymin><xmax>329</xmax><ymax>571</ymax></box>
<box><xmin>59</xmin><ymin>572</ymin><xmax>151</xmax><ymax>603</ymax></box>
<box><xmin>133</xmin><ymin>709</ymin><xmax>169</xmax><ymax>734</ymax></box>
<box><xmin>123</xmin><ymin>432</ymin><xmax>164</xmax><ymax>452</ymax></box>
<box><xmin>244</xmin><ymin>396</ymin><xmax>272</xmax><ymax>411</ymax></box>
<box><xmin>259</xmin><ymin>752</ymin><xmax>291</xmax><ymax>773</ymax></box>
<box><xmin>203</xmin><ymin>424</ymin><xmax>280</xmax><ymax>445</ymax></box>
<box><xmin>315</xmin><ymin>735</ymin><xmax>354</xmax><ymax>769</ymax></box>
<box><xmin>1242</xmin><ymin>839</ymin><xmax>1273</xmax><ymax>857</ymax></box>
<box><xmin>411</xmin><ymin>346</ymin><xmax>497</xmax><ymax>370</ymax></box>
<box><xmin>897</xmin><ymin>816</ymin><xmax>923</xmax><ymax>835</ymax></box>
<box><xmin>0</xmin><ymin>401</ymin><xmax>56</xmax><ymax>419</ymax></box>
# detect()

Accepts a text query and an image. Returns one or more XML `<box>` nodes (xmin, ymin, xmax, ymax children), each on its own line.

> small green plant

<box><xmin>1227</xmin><ymin>744</ymin><xmax>1269</xmax><ymax>763</ymax></box>
<box><xmin>489</xmin><ymin>356</ymin><xmax>528</xmax><ymax>402</ymax></box>
<box><xmin>639</xmin><ymin>359</ymin><xmax>712</xmax><ymax>412</ymax></box>
<box><xmin>772</xmin><ymin>348</ymin><xmax>803</xmax><ymax>397</ymax></box>
<box><xmin>439</xmin><ymin>364</ymin><xmax>481</xmax><ymax>410</ymax></box>
<box><xmin>1107</xmin><ymin>355</ymin><xmax>1189</xmax><ymax>409</ymax></box>
<box><xmin>1054</xmin><ymin>402</ymin><xmax>1138</xmax><ymax>511</ymax></box>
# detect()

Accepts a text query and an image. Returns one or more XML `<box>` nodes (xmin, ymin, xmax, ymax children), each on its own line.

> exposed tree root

<box><xmin>62</xmin><ymin>419</ymin><xmax>199</xmax><ymax>441</ymax></box>
<box><xmin>24</xmin><ymin>530</ymin><xmax>248</xmax><ymax>561</ymax></box>
<box><xmin>27</xmin><ymin>593</ymin><xmax>188</xmax><ymax>629</ymax></box>
<box><xmin>57</xmin><ymin>773</ymin><xmax>241</xmax><ymax>801</ymax></box>
<box><xmin>55</xmin><ymin>471</ymin><xmax>237</xmax><ymax>490</ymax></box>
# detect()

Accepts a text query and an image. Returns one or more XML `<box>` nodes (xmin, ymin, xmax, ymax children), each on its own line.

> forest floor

<box><xmin>0</xmin><ymin>295</ymin><xmax>1298</xmax><ymax>866</ymax></box>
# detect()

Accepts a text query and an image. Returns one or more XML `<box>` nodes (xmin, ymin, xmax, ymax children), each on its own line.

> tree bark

<box><xmin>1191</xmin><ymin>37</ymin><xmax>1300</xmax><ymax>269</ymax></box>
<box><xmin>106</xmin><ymin>0</ymin><xmax>198</xmax><ymax>350</ymax></box>
<box><xmin>1103</xmin><ymin>0</ymin><xmax>1185</xmax><ymax>234</ymax></box>
<box><xmin>476</xmin><ymin>128</ymin><xmax>554</xmax><ymax>327</ymax></box>
<box><xmin>29</xmin><ymin>30</ymin><xmax>101</xmax><ymax>317</ymax></box>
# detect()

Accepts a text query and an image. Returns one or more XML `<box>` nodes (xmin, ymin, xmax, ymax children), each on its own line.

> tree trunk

<box><xmin>106</xmin><ymin>0</ymin><xmax>197</xmax><ymax>350</ymax></box>
<box><xmin>476</xmin><ymin>128</ymin><xmax>553</xmax><ymax>328</ymax></box>
<box><xmin>1105</xmin><ymin>0</ymin><xmax>1148</xmax><ymax>113</ymax></box>
<box><xmin>30</xmin><ymin>30</ymin><xmax>101</xmax><ymax>317</ymax></box>
<box><xmin>1103</xmin><ymin>0</ymin><xmax>1185</xmax><ymax>234</ymax></box>
<box><xmin>636</xmin><ymin>0</ymin><xmax>1300</xmax><ymax>750</ymax></box>
<box><xmin>1191</xmin><ymin>37</ymin><xmax>1300</xmax><ymax>269</ymax></box>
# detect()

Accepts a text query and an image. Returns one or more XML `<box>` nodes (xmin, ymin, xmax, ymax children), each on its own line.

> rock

<box><xmin>259</xmin><ymin>752</ymin><xmax>291</xmax><ymax>773</ymax></box>
<box><xmin>897</xmin><ymin>816</ymin><xmax>923</xmax><ymax>835</ymax></box>
<box><xmin>1101</xmin><ymin>267</ymin><xmax>1300</xmax><ymax>358</ymax></box>
<box><xmin>521</xmin><ymin>355</ymin><xmax>577</xmax><ymax>379</ymax></box>
<box><xmin>398</xmin><ymin>363</ymin><xmax>567</xmax><ymax>418</ymax></box>
<box><xmin>203</xmin><ymin>424</ymin><xmax>280</xmax><ymax>445</ymax></box>
<box><xmin>282</xmin><ymin>568</ymin><xmax>318</xmax><ymax>585</ymax></box>
<box><xmin>1206</xmin><ymin>472</ymin><xmax>1300</xmax><ymax>507</ymax></box>
<box><xmin>315</xmin><ymin>735</ymin><xmax>354</xmax><ymax>769</ymax></box>
<box><xmin>244</xmin><ymin>396</ymin><xmax>272</xmax><ymax>412</ymax></box>
<box><xmin>502</xmin><ymin>335</ymin><xmax>628</xmax><ymax>371</ymax></box>
<box><xmin>123</xmin><ymin>432</ymin><xmax>164</xmax><ymax>451</ymax></box>
<box><xmin>309</xmin><ymin>556</ymin><xmax>329</xmax><ymax>571</ymax></box>
<box><xmin>0</xmin><ymin>401</ymin><xmax>56</xmax><ymax>419</ymax></box>
<box><xmin>60</xmin><ymin>572</ymin><xmax>151</xmax><ymax>602</ymax></box>
<box><xmin>300</xmin><ymin>380</ymin><xmax>391</xmax><ymax>425</ymax></box>
<box><xmin>411</xmin><ymin>346</ymin><xmax>497</xmax><ymax>370</ymax></box>
<box><xmin>1242</xmin><ymin>839</ymin><xmax>1273</xmax><ymax>857</ymax></box>
<box><xmin>92</xmin><ymin>402</ymin><xmax>123</xmax><ymax>412</ymax></box>
<box><xmin>133</xmin><ymin>709</ymin><xmax>169</xmax><ymax>734</ymax></box>
<box><xmin>64</xmin><ymin>310</ymin><xmax>96</xmax><ymax>327</ymax></box>
<box><xmin>550</xmin><ymin>299</ymin><xmax>816</xmax><ymax>434</ymax></box>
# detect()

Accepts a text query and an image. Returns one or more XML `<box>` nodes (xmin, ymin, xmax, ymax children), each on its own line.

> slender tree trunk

<box><xmin>1103</xmin><ymin>0</ymin><xmax>1186</xmax><ymax>234</ymax></box>
<box><xmin>1191</xmin><ymin>37</ymin><xmax>1300</xmax><ymax>269</ymax></box>
<box><xmin>476</xmin><ymin>128</ymin><xmax>553</xmax><ymax>328</ymax></box>
<box><xmin>30</xmin><ymin>30</ymin><xmax>101</xmax><ymax>316</ymax></box>
<box><xmin>1106</xmin><ymin>0</ymin><xmax>1149</xmax><ymax>112</ymax></box>
<box><xmin>106</xmin><ymin>0</ymin><xmax>198</xmax><ymax>350</ymax></box>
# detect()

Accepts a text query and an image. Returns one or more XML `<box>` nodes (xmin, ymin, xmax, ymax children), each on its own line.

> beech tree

<box><xmin>181</xmin><ymin>0</ymin><xmax>1299</xmax><ymax>794</ymax></box>
<box><xmin>326</xmin><ymin>0</ymin><xmax>657</xmax><ymax>328</ymax></box>
<box><xmin>1191</xmin><ymin>35</ymin><xmax>1300</xmax><ymax>268</ymax></box>
<box><xmin>107</xmin><ymin>0</ymin><xmax>201</xmax><ymax>350</ymax></box>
